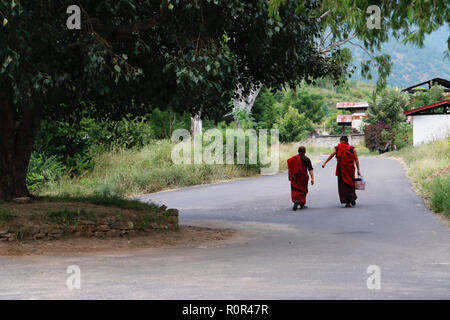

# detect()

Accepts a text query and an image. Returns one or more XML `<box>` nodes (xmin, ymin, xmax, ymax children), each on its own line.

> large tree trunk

<box><xmin>190</xmin><ymin>112</ymin><xmax>202</xmax><ymax>137</ymax></box>
<box><xmin>0</xmin><ymin>92</ymin><xmax>43</xmax><ymax>200</ymax></box>
<box><xmin>232</xmin><ymin>83</ymin><xmax>262</xmax><ymax>128</ymax></box>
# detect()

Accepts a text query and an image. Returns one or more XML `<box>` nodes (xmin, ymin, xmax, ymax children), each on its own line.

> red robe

<box><xmin>335</xmin><ymin>143</ymin><xmax>357</xmax><ymax>203</ymax></box>
<box><xmin>287</xmin><ymin>154</ymin><xmax>309</xmax><ymax>204</ymax></box>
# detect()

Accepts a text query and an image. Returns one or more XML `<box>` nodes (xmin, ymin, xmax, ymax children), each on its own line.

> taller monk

<box><xmin>322</xmin><ymin>136</ymin><xmax>361</xmax><ymax>208</ymax></box>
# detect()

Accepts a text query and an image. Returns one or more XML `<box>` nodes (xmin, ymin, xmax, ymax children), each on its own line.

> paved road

<box><xmin>0</xmin><ymin>157</ymin><xmax>449</xmax><ymax>299</ymax></box>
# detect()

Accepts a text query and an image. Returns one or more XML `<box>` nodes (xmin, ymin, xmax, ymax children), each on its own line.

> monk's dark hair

<box><xmin>340</xmin><ymin>135</ymin><xmax>349</xmax><ymax>143</ymax></box>
<box><xmin>298</xmin><ymin>146</ymin><xmax>306</xmax><ymax>155</ymax></box>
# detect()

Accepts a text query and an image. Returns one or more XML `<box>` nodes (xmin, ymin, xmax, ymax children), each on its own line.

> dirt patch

<box><xmin>0</xmin><ymin>199</ymin><xmax>179</xmax><ymax>241</ymax></box>
<box><xmin>0</xmin><ymin>225</ymin><xmax>238</xmax><ymax>256</ymax></box>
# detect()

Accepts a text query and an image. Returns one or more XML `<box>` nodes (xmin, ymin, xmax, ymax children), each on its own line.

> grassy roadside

<box><xmin>386</xmin><ymin>139</ymin><xmax>449</xmax><ymax>218</ymax></box>
<box><xmin>36</xmin><ymin>140</ymin><xmax>331</xmax><ymax>198</ymax></box>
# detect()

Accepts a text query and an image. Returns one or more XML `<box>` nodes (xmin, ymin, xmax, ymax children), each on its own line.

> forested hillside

<box><xmin>350</xmin><ymin>27</ymin><xmax>450</xmax><ymax>88</ymax></box>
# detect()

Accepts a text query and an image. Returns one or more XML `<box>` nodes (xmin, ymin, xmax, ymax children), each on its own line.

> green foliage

<box><xmin>407</xmin><ymin>85</ymin><xmax>446</xmax><ymax>110</ymax></box>
<box><xmin>275</xmin><ymin>106</ymin><xmax>313</xmax><ymax>142</ymax></box>
<box><xmin>34</xmin><ymin>115</ymin><xmax>156</xmax><ymax>173</ymax></box>
<box><xmin>426</xmin><ymin>175</ymin><xmax>450</xmax><ymax>217</ymax></box>
<box><xmin>252</xmin><ymin>87</ymin><xmax>278</xmax><ymax>126</ymax></box>
<box><xmin>366</xmin><ymin>89</ymin><xmax>408</xmax><ymax>127</ymax></box>
<box><xmin>147</xmin><ymin>108</ymin><xmax>190</xmax><ymax>139</ymax></box>
<box><xmin>282</xmin><ymin>89</ymin><xmax>326</xmax><ymax>124</ymax></box>
<box><xmin>27</xmin><ymin>154</ymin><xmax>66</xmax><ymax>191</ymax></box>
<box><xmin>393</xmin><ymin>122</ymin><xmax>413</xmax><ymax>150</ymax></box>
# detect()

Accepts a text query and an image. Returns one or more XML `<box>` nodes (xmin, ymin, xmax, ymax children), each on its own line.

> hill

<box><xmin>349</xmin><ymin>26</ymin><xmax>450</xmax><ymax>88</ymax></box>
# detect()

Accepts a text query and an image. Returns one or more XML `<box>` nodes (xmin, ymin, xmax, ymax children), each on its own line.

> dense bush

<box><xmin>364</xmin><ymin>122</ymin><xmax>393</xmax><ymax>151</ymax></box>
<box><xmin>275</xmin><ymin>106</ymin><xmax>313</xmax><ymax>142</ymax></box>
<box><xmin>366</xmin><ymin>88</ymin><xmax>407</xmax><ymax>128</ymax></box>
<box><xmin>393</xmin><ymin>122</ymin><xmax>413</xmax><ymax>149</ymax></box>
<box><xmin>34</xmin><ymin>116</ymin><xmax>156</xmax><ymax>173</ymax></box>
<box><xmin>147</xmin><ymin>108</ymin><xmax>190</xmax><ymax>139</ymax></box>
<box><xmin>27</xmin><ymin>154</ymin><xmax>66</xmax><ymax>191</ymax></box>
<box><xmin>426</xmin><ymin>175</ymin><xmax>450</xmax><ymax>217</ymax></box>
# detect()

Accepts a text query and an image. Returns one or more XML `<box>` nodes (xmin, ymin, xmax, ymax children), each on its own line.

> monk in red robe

<box><xmin>322</xmin><ymin>136</ymin><xmax>361</xmax><ymax>208</ymax></box>
<box><xmin>287</xmin><ymin>146</ymin><xmax>314</xmax><ymax>211</ymax></box>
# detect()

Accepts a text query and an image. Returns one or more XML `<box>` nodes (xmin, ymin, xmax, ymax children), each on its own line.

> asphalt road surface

<box><xmin>0</xmin><ymin>157</ymin><xmax>449</xmax><ymax>299</ymax></box>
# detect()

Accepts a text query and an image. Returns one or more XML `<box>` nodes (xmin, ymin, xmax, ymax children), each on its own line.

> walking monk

<box><xmin>322</xmin><ymin>136</ymin><xmax>361</xmax><ymax>208</ymax></box>
<box><xmin>287</xmin><ymin>146</ymin><xmax>314</xmax><ymax>211</ymax></box>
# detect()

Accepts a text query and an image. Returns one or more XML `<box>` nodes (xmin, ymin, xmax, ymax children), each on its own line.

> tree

<box><xmin>366</xmin><ymin>88</ymin><xmax>407</xmax><ymax>128</ymax></box>
<box><xmin>1</xmin><ymin>0</ymin><xmax>449</xmax><ymax>199</ymax></box>
<box><xmin>252</xmin><ymin>87</ymin><xmax>278</xmax><ymax>125</ymax></box>
<box><xmin>275</xmin><ymin>106</ymin><xmax>313</xmax><ymax>142</ymax></box>
<box><xmin>407</xmin><ymin>85</ymin><xmax>446</xmax><ymax>110</ymax></box>
<box><xmin>271</xmin><ymin>0</ymin><xmax>450</xmax><ymax>88</ymax></box>
<box><xmin>293</xmin><ymin>90</ymin><xmax>326</xmax><ymax>123</ymax></box>
<box><xmin>0</xmin><ymin>0</ymin><xmax>344</xmax><ymax>200</ymax></box>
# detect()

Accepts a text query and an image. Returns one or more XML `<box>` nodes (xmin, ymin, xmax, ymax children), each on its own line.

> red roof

<box><xmin>404</xmin><ymin>100</ymin><xmax>450</xmax><ymax>116</ymax></box>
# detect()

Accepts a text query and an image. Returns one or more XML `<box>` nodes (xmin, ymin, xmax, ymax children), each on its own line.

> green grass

<box><xmin>388</xmin><ymin>139</ymin><xmax>450</xmax><ymax>217</ymax></box>
<box><xmin>424</xmin><ymin>176</ymin><xmax>450</xmax><ymax>217</ymax></box>
<box><xmin>45</xmin><ymin>208</ymin><xmax>97</xmax><ymax>225</ymax></box>
<box><xmin>354</xmin><ymin>143</ymin><xmax>379</xmax><ymax>157</ymax></box>
<box><xmin>36</xmin><ymin>140</ymin><xmax>330</xmax><ymax>198</ymax></box>
<box><xmin>38</xmin><ymin>195</ymin><xmax>162</xmax><ymax>213</ymax></box>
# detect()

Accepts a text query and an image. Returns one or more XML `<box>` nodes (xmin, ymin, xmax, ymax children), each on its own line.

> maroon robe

<box><xmin>287</xmin><ymin>154</ymin><xmax>309</xmax><ymax>205</ymax></box>
<box><xmin>335</xmin><ymin>143</ymin><xmax>357</xmax><ymax>204</ymax></box>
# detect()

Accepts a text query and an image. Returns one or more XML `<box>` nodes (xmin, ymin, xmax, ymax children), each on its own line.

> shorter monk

<box><xmin>287</xmin><ymin>146</ymin><xmax>314</xmax><ymax>211</ymax></box>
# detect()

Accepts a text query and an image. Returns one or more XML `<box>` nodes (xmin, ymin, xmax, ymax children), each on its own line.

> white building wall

<box><xmin>412</xmin><ymin>114</ymin><xmax>450</xmax><ymax>146</ymax></box>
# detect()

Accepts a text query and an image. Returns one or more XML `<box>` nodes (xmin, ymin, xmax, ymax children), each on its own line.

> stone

<box><xmin>98</xmin><ymin>224</ymin><xmax>111</xmax><ymax>231</ymax></box>
<box><xmin>106</xmin><ymin>230</ymin><xmax>121</xmax><ymax>238</ymax></box>
<box><xmin>166</xmin><ymin>209</ymin><xmax>179</xmax><ymax>217</ymax></box>
<box><xmin>151</xmin><ymin>223</ymin><xmax>159</xmax><ymax>230</ymax></box>
<box><xmin>160</xmin><ymin>205</ymin><xmax>167</xmax><ymax>211</ymax></box>
<box><xmin>27</xmin><ymin>227</ymin><xmax>40</xmax><ymax>235</ymax></box>
<box><xmin>127</xmin><ymin>230</ymin><xmax>136</xmax><ymax>237</ymax></box>
<box><xmin>50</xmin><ymin>229</ymin><xmax>63</xmax><ymax>234</ymax></box>
<box><xmin>94</xmin><ymin>232</ymin><xmax>105</xmax><ymax>238</ymax></box>
<box><xmin>34</xmin><ymin>233</ymin><xmax>46</xmax><ymax>239</ymax></box>
<box><xmin>112</xmin><ymin>221</ymin><xmax>134</xmax><ymax>230</ymax></box>
<box><xmin>39</xmin><ymin>227</ymin><xmax>53</xmax><ymax>234</ymax></box>
<box><xmin>79</xmin><ymin>220</ymin><xmax>95</xmax><ymax>225</ymax></box>
<box><xmin>0</xmin><ymin>229</ymin><xmax>8</xmax><ymax>235</ymax></box>
<box><xmin>12</xmin><ymin>197</ymin><xmax>31</xmax><ymax>204</ymax></box>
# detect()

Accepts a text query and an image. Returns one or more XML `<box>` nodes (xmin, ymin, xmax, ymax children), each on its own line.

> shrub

<box><xmin>364</xmin><ymin>122</ymin><xmax>393</xmax><ymax>151</ymax></box>
<box><xmin>393</xmin><ymin>122</ymin><xmax>413</xmax><ymax>149</ymax></box>
<box><xmin>275</xmin><ymin>106</ymin><xmax>313</xmax><ymax>142</ymax></box>
<box><xmin>27</xmin><ymin>154</ymin><xmax>66</xmax><ymax>191</ymax></box>
<box><xmin>425</xmin><ymin>175</ymin><xmax>450</xmax><ymax>217</ymax></box>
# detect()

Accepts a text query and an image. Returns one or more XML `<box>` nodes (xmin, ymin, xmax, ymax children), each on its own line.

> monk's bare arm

<box><xmin>322</xmin><ymin>150</ymin><xmax>336</xmax><ymax>168</ymax></box>
<box><xmin>309</xmin><ymin>169</ymin><xmax>314</xmax><ymax>185</ymax></box>
<box><xmin>354</xmin><ymin>150</ymin><xmax>361</xmax><ymax>176</ymax></box>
